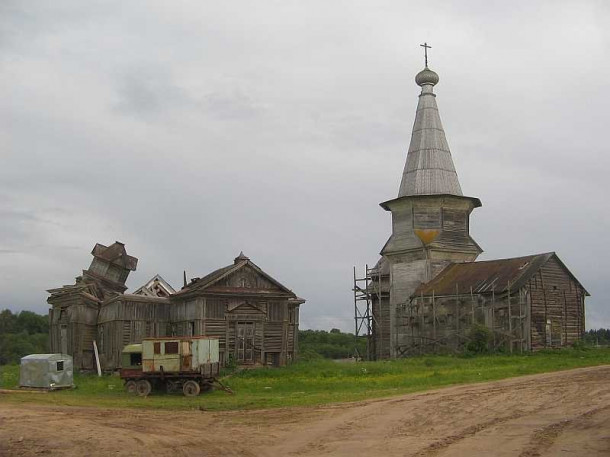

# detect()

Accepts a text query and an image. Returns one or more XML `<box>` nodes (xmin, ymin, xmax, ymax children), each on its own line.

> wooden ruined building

<box><xmin>355</xmin><ymin>56</ymin><xmax>589</xmax><ymax>358</ymax></box>
<box><xmin>48</xmin><ymin>244</ymin><xmax>305</xmax><ymax>371</ymax></box>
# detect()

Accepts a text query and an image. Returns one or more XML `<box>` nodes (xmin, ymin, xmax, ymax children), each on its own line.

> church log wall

<box><xmin>49</xmin><ymin>296</ymin><xmax>99</xmax><ymax>370</ymax></box>
<box><xmin>528</xmin><ymin>257</ymin><xmax>585</xmax><ymax>350</ymax></box>
<box><xmin>97</xmin><ymin>296</ymin><xmax>171</xmax><ymax>370</ymax></box>
<box><xmin>399</xmin><ymin>289</ymin><xmax>530</xmax><ymax>355</ymax></box>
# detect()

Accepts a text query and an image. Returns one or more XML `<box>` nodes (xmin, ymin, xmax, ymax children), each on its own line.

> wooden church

<box><xmin>366</xmin><ymin>56</ymin><xmax>588</xmax><ymax>358</ymax></box>
<box><xmin>48</xmin><ymin>243</ymin><xmax>304</xmax><ymax>371</ymax></box>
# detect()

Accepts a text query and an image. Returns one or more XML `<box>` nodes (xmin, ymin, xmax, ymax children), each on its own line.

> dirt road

<box><xmin>1</xmin><ymin>365</ymin><xmax>609</xmax><ymax>457</ymax></box>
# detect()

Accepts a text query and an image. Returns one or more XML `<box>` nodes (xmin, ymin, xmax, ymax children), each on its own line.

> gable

<box><xmin>227</xmin><ymin>301</ymin><xmax>266</xmax><ymax>314</ymax></box>
<box><xmin>133</xmin><ymin>274</ymin><xmax>176</xmax><ymax>298</ymax></box>
<box><xmin>215</xmin><ymin>265</ymin><xmax>285</xmax><ymax>291</ymax></box>
<box><xmin>174</xmin><ymin>256</ymin><xmax>297</xmax><ymax>298</ymax></box>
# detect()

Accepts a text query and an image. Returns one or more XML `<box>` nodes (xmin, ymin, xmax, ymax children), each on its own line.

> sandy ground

<box><xmin>1</xmin><ymin>365</ymin><xmax>609</xmax><ymax>457</ymax></box>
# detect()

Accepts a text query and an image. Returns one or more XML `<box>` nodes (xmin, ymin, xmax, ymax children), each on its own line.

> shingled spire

<box><xmin>398</xmin><ymin>64</ymin><xmax>463</xmax><ymax>197</ymax></box>
<box><xmin>376</xmin><ymin>51</ymin><xmax>482</xmax><ymax>359</ymax></box>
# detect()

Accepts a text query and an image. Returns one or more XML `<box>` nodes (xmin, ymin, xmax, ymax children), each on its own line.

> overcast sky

<box><xmin>1</xmin><ymin>1</ymin><xmax>609</xmax><ymax>331</ymax></box>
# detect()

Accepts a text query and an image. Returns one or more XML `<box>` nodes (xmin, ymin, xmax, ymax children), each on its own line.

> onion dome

<box><xmin>415</xmin><ymin>67</ymin><xmax>439</xmax><ymax>87</ymax></box>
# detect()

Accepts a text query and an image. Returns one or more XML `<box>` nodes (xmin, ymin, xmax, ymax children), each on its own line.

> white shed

<box><xmin>20</xmin><ymin>354</ymin><xmax>74</xmax><ymax>389</ymax></box>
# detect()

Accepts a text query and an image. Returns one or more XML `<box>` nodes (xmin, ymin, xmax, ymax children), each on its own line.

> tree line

<box><xmin>1</xmin><ymin>308</ymin><xmax>607</xmax><ymax>364</ymax></box>
<box><xmin>583</xmin><ymin>328</ymin><xmax>610</xmax><ymax>346</ymax></box>
<box><xmin>0</xmin><ymin>309</ymin><xmax>49</xmax><ymax>365</ymax></box>
<box><xmin>298</xmin><ymin>328</ymin><xmax>367</xmax><ymax>360</ymax></box>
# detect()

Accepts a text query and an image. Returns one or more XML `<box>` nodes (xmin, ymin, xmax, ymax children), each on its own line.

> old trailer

<box><xmin>120</xmin><ymin>336</ymin><xmax>221</xmax><ymax>396</ymax></box>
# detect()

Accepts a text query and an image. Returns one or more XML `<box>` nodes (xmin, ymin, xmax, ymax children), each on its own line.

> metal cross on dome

<box><xmin>420</xmin><ymin>42</ymin><xmax>431</xmax><ymax>67</ymax></box>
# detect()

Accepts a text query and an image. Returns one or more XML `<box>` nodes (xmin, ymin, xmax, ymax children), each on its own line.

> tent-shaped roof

<box><xmin>398</xmin><ymin>65</ymin><xmax>463</xmax><ymax>198</ymax></box>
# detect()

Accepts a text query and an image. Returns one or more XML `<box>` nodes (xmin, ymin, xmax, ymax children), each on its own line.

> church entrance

<box><xmin>235</xmin><ymin>321</ymin><xmax>255</xmax><ymax>363</ymax></box>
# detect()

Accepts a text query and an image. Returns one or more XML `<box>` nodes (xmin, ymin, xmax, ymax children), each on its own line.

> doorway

<box><xmin>236</xmin><ymin>322</ymin><xmax>255</xmax><ymax>363</ymax></box>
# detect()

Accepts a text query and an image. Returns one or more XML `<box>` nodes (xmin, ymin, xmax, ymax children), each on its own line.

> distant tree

<box><xmin>16</xmin><ymin>311</ymin><xmax>48</xmax><ymax>334</ymax></box>
<box><xmin>583</xmin><ymin>329</ymin><xmax>610</xmax><ymax>346</ymax></box>
<box><xmin>330</xmin><ymin>328</ymin><xmax>341</xmax><ymax>334</ymax></box>
<box><xmin>0</xmin><ymin>309</ymin><xmax>16</xmax><ymax>334</ymax></box>
<box><xmin>0</xmin><ymin>309</ymin><xmax>49</xmax><ymax>365</ymax></box>
<box><xmin>298</xmin><ymin>329</ymin><xmax>366</xmax><ymax>359</ymax></box>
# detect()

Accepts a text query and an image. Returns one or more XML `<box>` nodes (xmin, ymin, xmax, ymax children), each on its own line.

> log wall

<box><xmin>528</xmin><ymin>256</ymin><xmax>586</xmax><ymax>349</ymax></box>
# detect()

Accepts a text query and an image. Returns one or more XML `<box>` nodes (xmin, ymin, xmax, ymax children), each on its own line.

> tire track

<box><xmin>518</xmin><ymin>405</ymin><xmax>610</xmax><ymax>457</ymax></box>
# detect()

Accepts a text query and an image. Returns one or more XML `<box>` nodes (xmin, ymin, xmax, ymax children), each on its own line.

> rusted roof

<box><xmin>91</xmin><ymin>242</ymin><xmax>138</xmax><ymax>271</ymax></box>
<box><xmin>415</xmin><ymin>252</ymin><xmax>567</xmax><ymax>296</ymax></box>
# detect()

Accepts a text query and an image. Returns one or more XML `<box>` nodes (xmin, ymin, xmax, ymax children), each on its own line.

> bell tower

<box><xmin>379</xmin><ymin>49</ymin><xmax>482</xmax><ymax>357</ymax></box>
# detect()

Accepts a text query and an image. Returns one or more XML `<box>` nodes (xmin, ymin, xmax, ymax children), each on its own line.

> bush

<box><xmin>466</xmin><ymin>324</ymin><xmax>493</xmax><ymax>354</ymax></box>
<box><xmin>298</xmin><ymin>349</ymin><xmax>323</xmax><ymax>362</ymax></box>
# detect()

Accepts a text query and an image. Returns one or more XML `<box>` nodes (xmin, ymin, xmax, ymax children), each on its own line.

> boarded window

<box><xmin>393</xmin><ymin>211</ymin><xmax>412</xmax><ymax>230</ymax></box>
<box><xmin>267</xmin><ymin>303</ymin><xmax>284</xmax><ymax>321</ymax></box>
<box><xmin>106</xmin><ymin>265</ymin><xmax>122</xmax><ymax>282</ymax></box>
<box><xmin>89</xmin><ymin>259</ymin><xmax>108</xmax><ymax>276</ymax></box>
<box><xmin>154</xmin><ymin>342</ymin><xmax>161</xmax><ymax>354</ymax></box>
<box><xmin>413</xmin><ymin>208</ymin><xmax>441</xmax><ymax>229</ymax></box>
<box><xmin>442</xmin><ymin>209</ymin><xmax>467</xmax><ymax>231</ymax></box>
<box><xmin>165</xmin><ymin>341</ymin><xmax>178</xmax><ymax>354</ymax></box>
<box><xmin>188</xmin><ymin>321</ymin><xmax>195</xmax><ymax>336</ymax></box>
<box><xmin>289</xmin><ymin>307</ymin><xmax>300</xmax><ymax>324</ymax></box>
<box><xmin>547</xmin><ymin>320</ymin><xmax>563</xmax><ymax>346</ymax></box>
<box><xmin>206</xmin><ymin>300</ymin><xmax>226</xmax><ymax>319</ymax></box>
<box><xmin>120</xmin><ymin>271</ymin><xmax>129</xmax><ymax>283</ymax></box>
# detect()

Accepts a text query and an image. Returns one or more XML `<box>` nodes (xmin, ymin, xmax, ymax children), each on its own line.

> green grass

<box><xmin>1</xmin><ymin>348</ymin><xmax>609</xmax><ymax>411</ymax></box>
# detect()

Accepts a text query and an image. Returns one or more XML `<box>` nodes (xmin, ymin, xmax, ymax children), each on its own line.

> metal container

<box><xmin>19</xmin><ymin>354</ymin><xmax>74</xmax><ymax>389</ymax></box>
<box><xmin>141</xmin><ymin>337</ymin><xmax>219</xmax><ymax>373</ymax></box>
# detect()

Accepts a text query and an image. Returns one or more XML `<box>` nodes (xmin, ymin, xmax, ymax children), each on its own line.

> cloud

<box><xmin>1</xmin><ymin>0</ymin><xmax>609</xmax><ymax>332</ymax></box>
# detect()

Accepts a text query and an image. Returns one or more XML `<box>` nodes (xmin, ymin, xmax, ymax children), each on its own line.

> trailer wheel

<box><xmin>183</xmin><ymin>380</ymin><xmax>201</xmax><ymax>397</ymax></box>
<box><xmin>136</xmin><ymin>379</ymin><xmax>152</xmax><ymax>397</ymax></box>
<box><xmin>125</xmin><ymin>380</ymin><xmax>137</xmax><ymax>395</ymax></box>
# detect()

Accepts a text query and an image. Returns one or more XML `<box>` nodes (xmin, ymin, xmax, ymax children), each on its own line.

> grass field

<box><xmin>1</xmin><ymin>348</ymin><xmax>609</xmax><ymax>411</ymax></box>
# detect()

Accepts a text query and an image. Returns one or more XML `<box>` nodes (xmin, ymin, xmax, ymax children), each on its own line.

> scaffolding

<box><xmin>353</xmin><ymin>265</ymin><xmax>381</xmax><ymax>360</ymax></box>
<box><xmin>395</xmin><ymin>281</ymin><xmax>529</xmax><ymax>356</ymax></box>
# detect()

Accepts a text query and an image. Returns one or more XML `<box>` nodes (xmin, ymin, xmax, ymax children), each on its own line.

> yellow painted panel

<box><xmin>414</xmin><ymin>229</ymin><xmax>440</xmax><ymax>245</ymax></box>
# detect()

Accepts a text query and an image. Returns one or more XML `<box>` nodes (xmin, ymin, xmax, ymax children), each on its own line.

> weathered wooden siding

<box><xmin>49</xmin><ymin>258</ymin><xmax>303</xmax><ymax>370</ymax></box>
<box><xmin>48</xmin><ymin>295</ymin><xmax>99</xmax><ymax>370</ymax></box>
<box><xmin>97</xmin><ymin>297</ymin><xmax>171</xmax><ymax>369</ymax></box>
<box><xmin>372</xmin><ymin>293</ymin><xmax>391</xmax><ymax>359</ymax></box>
<box><xmin>528</xmin><ymin>257</ymin><xmax>585</xmax><ymax>350</ymax></box>
<box><xmin>379</xmin><ymin>195</ymin><xmax>481</xmax><ymax>358</ymax></box>
<box><xmin>395</xmin><ymin>255</ymin><xmax>587</xmax><ymax>355</ymax></box>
